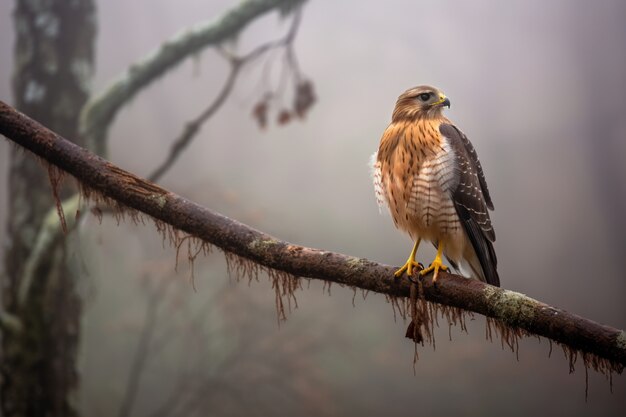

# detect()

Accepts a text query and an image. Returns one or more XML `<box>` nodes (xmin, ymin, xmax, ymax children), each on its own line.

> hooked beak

<box><xmin>433</xmin><ymin>95</ymin><xmax>451</xmax><ymax>108</ymax></box>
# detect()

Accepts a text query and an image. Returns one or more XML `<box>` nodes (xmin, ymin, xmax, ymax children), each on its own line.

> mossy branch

<box><xmin>17</xmin><ymin>194</ymin><xmax>81</xmax><ymax>307</ymax></box>
<box><xmin>1</xmin><ymin>100</ymin><xmax>624</xmax><ymax>376</ymax></box>
<box><xmin>79</xmin><ymin>0</ymin><xmax>306</xmax><ymax>156</ymax></box>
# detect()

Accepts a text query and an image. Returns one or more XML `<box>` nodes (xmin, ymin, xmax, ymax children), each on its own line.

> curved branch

<box><xmin>147</xmin><ymin>64</ymin><xmax>240</xmax><ymax>182</ymax></box>
<box><xmin>79</xmin><ymin>0</ymin><xmax>306</xmax><ymax>155</ymax></box>
<box><xmin>148</xmin><ymin>7</ymin><xmax>303</xmax><ymax>183</ymax></box>
<box><xmin>18</xmin><ymin>194</ymin><xmax>81</xmax><ymax>307</ymax></box>
<box><xmin>1</xmin><ymin>100</ymin><xmax>624</xmax><ymax>373</ymax></box>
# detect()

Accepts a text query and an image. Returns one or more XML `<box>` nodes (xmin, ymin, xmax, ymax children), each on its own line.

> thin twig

<box><xmin>147</xmin><ymin>64</ymin><xmax>241</xmax><ymax>182</ymax></box>
<box><xmin>147</xmin><ymin>8</ymin><xmax>302</xmax><ymax>182</ymax></box>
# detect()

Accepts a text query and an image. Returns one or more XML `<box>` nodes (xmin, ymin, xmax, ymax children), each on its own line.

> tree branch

<box><xmin>79</xmin><ymin>0</ymin><xmax>306</xmax><ymax>156</ymax></box>
<box><xmin>148</xmin><ymin>7</ymin><xmax>303</xmax><ymax>182</ymax></box>
<box><xmin>17</xmin><ymin>194</ymin><xmax>81</xmax><ymax>307</ymax></box>
<box><xmin>1</xmin><ymin>100</ymin><xmax>624</xmax><ymax>374</ymax></box>
<box><xmin>147</xmin><ymin>64</ymin><xmax>240</xmax><ymax>183</ymax></box>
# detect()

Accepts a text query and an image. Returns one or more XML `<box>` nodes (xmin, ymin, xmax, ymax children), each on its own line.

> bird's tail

<box><xmin>462</xmin><ymin>242</ymin><xmax>499</xmax><ymax>287</ymax></box>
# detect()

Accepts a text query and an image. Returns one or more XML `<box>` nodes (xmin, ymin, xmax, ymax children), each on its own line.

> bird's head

<box><xmin>392</xmin><ymin>85</ymin><xmax>450</xmax><ymax>121</ymax></box>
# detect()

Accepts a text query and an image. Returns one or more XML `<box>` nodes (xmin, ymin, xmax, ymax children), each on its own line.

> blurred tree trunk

<box><xmin>1</xmin><ymin>1</ymin><xmax>96</xmax><ymax>416</ymax></box>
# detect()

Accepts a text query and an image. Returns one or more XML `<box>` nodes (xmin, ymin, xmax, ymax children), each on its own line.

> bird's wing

<box><xmin>370</xmin><ymin>151</ymin><xmax>388</xmax><ymax>212</ymax></box>
<box><xmin>440</xmin><ymin>123</ymin><xmax>499</xmax><ymax>286</ymax></box>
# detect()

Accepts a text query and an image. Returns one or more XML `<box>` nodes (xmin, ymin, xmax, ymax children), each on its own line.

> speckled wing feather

<box><xmin>440</xmin><ymin>123</ymin><xmax>499</xmax><ymax>286</ymax></box>
<box><xmin>458</xmin><ymin>127</ymin><xmax>494</xmax><ymax>211</ymax></box>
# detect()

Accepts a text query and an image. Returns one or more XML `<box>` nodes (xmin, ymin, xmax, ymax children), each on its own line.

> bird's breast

<box><xmin>378</xmin><ymin>119</ymin><xmax>461</xmax><ymax>241</ymax></box>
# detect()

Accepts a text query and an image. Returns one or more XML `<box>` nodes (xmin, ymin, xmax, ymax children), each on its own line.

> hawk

<box><xmin>371</xmin><ymin>85</ymin><xmax>499</xmax><ymax>286</ymax></box>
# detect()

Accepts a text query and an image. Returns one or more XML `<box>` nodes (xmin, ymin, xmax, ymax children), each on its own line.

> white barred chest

<box><xmin>372</xmin><ymin>139</ymin><xmax>462</xmax><ymax>242</ymax></box>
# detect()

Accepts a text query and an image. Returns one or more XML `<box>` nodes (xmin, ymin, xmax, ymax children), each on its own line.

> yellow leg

<box><xmin>394</xmin><ymin>239</ymin><xmax>422</xmax><ymax>277</ymax></box>
<box><xmin>420</xmin><ymin>241</ymin><xmax>448</xmax><ymax>283</ymax></box>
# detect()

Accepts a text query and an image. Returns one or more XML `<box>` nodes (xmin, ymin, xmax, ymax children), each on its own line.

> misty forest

<box><xmin>0</xmin><ymin>1</ymin><xmax>625</xmax><ymax>416</ymax></box>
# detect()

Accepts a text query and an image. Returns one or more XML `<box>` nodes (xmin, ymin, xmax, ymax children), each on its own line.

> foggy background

<box><xmin>1</xmin><ymin>0</ymin><xmax>625</xmax><ymax>415</ymax></box>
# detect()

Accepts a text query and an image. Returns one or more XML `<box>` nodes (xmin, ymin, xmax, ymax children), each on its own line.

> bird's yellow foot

<box><xmin>394</xmin><ymin>239</ymin><xmax>422</xmax><ymax>278</ymax></box>
<box><xmin>394</xmin><ymin>259</ymin><xmax>423</xmax><ymax>278</ymax></box>
<box><xmin>420</xmin><ymin>257</ymin><xmax>448</xmax><ymax>282</ymax></box>
<box><xmin>420</xmin><ymin>242</ymin><xmax>448</xmax><ymax>283</ymax></box>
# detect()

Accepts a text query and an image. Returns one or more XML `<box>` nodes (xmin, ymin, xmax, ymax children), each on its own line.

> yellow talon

<box><xmin>394</xmin><ymin>260</ymin><xmax>422</xmax><ymax>277</ymax></box>
<box><xmin>394</xmin><ymin>239</ymin><xmax>422</xmax><ymax>277</ymax></box>
<box><xmin>420</xmin><ymin>241</ymin><xmax>448</xmax><ymax>282</ymax></box>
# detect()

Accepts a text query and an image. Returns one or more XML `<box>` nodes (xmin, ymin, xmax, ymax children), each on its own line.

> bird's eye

<box><xmin>419</xmin><ymin>93</ymin><xmax>431</xmax><ymax>101</ymax></box>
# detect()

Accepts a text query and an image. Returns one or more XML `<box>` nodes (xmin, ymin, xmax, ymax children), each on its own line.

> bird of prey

<box><xmin>371</xmin><ymin>85</ymin><xmax>499</xmax><ymax>286</ymax></box>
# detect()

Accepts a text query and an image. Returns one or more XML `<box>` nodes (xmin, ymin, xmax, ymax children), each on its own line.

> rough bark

<box><xmin>1</xmin><ymin>1</ymin><xmax>95</xmax><ymax>416</ymax></box>
<box><xmin>1</xmin><ymin>100</ymin><xmax>624</xmax><ymax>374</ymax></box>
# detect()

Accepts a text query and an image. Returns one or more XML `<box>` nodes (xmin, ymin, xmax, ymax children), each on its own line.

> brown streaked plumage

<box><xmin>371</xmin><ymin>85</ymin><xmax>499</xmax><ymax>286</ymax></box>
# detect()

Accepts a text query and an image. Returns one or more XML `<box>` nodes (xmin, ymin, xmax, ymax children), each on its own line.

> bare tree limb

<box><xmin>79</xmin><ymin>0</ymin><xmax>307</xmax><ymax>156</ymax></box>
<box><xmin>147</xmin><ymin>65</ymin><xmax>240</xmax><ymax>183</ymax></box>
<box><xmin>1</xmin><ymin>100</ymin><xmax>624</xmax><ymax>374</ymax></box>
<box><xmin>148</xmin><ymin>7</ymin><xmax>302</xmax><ymax>182</ymax></box>
<box><xmin>17</xmin><ymin>194</ymin><xmax>81</xmax><ymax>307</ymax></box>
